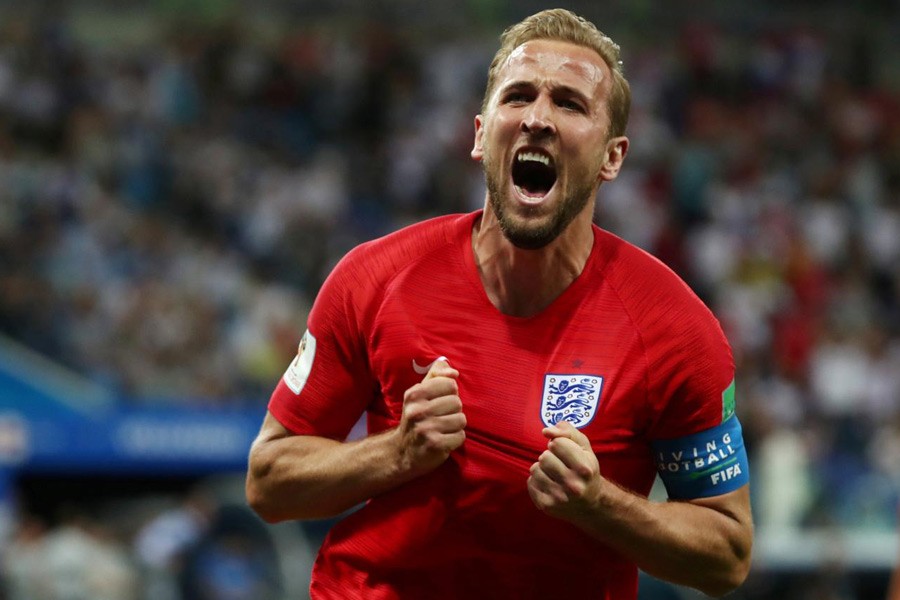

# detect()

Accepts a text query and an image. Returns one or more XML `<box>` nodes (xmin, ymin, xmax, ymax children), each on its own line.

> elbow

<box><xmin>246</xmin><ymin>477</ymin><xmax>347</xmax><ymax>522</ymax></box>
<box><xmin>245</xmin><ymin>451</ymin><xmax>290</xmax><ymax>524</ymax></box>
<box><xmin>698</xmin><ymin>541</ymin><xmax>753</xmax><ymax>598</ymax></box>
<box><xmin>245</xmin><ymin>451</ymin><xmax>331</xmax><ymax>523</ymax></box>
<box><xmin>245</xmin><ymin>478</ymin><xmax>286</xmax><ymax>524</ymax></box>
<box><xmin>698</xmin><ymin>565</ymin><xmax>750</xmax><ymax>598</ymax></box>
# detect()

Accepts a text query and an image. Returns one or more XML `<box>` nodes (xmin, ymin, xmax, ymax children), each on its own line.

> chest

<box><xmin>367</xmin><ymin>281</ymin><xmax>651</xmax><ymax>464</ymax></box>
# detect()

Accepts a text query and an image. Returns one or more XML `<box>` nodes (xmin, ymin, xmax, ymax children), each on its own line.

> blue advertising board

<box><xmin>0</xmin><ymin>338</ymin><xmax>264</xmax><ymax>475</ymax></box>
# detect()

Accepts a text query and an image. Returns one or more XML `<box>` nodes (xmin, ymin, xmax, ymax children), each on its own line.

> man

<box><xmin>246</xmin><ymin>9</ymin><xmax>753</xmax><ymax>599</ymax></box>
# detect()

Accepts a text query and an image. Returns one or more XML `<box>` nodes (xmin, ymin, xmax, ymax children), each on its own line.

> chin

<box><xmin>499</xmin><ymin>215</ymin><xmax>560</xmax><ymax>250</ymax></box>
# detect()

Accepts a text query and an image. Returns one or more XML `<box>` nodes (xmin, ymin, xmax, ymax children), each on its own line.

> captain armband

<box><xmin>650</xmin><ymin>415</ymin><xmax>749</xmax><ymax>499</ymax></box>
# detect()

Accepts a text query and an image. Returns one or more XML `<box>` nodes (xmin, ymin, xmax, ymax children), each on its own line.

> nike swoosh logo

<box><xmin>412</xmin><ymin>356</ymin><xmax>448</xmax><ymax>375</ymax></box>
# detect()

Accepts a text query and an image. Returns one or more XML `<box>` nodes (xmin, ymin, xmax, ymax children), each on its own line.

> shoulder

<box><xmin>310</xmin><ymin>213</ymin><xmax>474</xmax><ymax>333</ymax></box>
<box><xmin>346</xmin><ymin>213</ymin><xmax>470</xmax><ymax>279</ymax></box>
<box><xmin>592</xmin><ymin>226</ymin><xmax>712</xmax><ymax>325</ymax></box>
<box><xmin>595</xmin><ymin>228</ymin><xmax>732</xmax><ymax>365</ymax></box>
<box><xmin>592</xmin><ymin>228</ymin><xmax>734</xmax><ymax>435</ymax></box>
<box><xmin>331</xmin><ymin>212</ymin><xmax>473</xmax><ymax>294</ymax></box>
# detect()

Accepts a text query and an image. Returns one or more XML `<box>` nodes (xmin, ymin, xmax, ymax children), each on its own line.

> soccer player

<box><xmin>246</xmin><ymin>8</ymin><xmax>753</xmax><ymax>599</ymax></box>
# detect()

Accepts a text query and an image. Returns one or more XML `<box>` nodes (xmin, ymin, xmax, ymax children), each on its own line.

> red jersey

<box><xmin>269</xmin><ymin>211</ymin><xmax>736</xmax><ymax>599</ymax></box>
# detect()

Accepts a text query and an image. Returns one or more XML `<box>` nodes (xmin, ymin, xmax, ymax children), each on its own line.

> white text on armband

<box><xmin>650</xmin><ymin>416</ymin><xmax>749</xmax><ymax>499</ymax></box>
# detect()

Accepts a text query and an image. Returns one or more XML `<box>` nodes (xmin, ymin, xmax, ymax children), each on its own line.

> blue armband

<box><xmin>651</xmin><ymin>415</ymin><xmax>749</xmax><ymax>499</ymax></box>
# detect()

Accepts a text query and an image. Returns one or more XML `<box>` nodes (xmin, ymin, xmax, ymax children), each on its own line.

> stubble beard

<box><xmin>483</xmin><ymin>153</ymin><xmax>595</xmax><ymax>250</ymax></box>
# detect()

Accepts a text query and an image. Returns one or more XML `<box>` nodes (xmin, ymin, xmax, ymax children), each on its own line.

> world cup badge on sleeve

<box><xmin>540</xmin><ymin>374</ymin><xmax>603</xmax><ymax>428</ymax></box>
<box><xmin>284</xmin><ymin>330</ymin><xmax>317</xmax><ymax>395</ymax></box>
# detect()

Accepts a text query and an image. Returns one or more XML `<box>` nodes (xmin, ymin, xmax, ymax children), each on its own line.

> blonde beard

<box><xmin>482</xmin><ymin>153</ymin><xmax>594</xmax><ymax>250</ymax></box>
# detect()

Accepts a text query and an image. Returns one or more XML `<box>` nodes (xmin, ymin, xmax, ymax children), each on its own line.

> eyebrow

<box><xmin>499</xmin><ymin>81</ymin><xmax>592</xmax><ymax>104</ymax></box>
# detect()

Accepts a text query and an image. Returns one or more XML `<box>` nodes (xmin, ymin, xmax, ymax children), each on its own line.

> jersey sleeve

<box><xmin>644</xmin><ymin>293</ymin><xmax>735</xmax><ymax>439</ymax></box>
<box><xmin>268</xmin><ymin>249</ymin><xmax>377</xmax><ymax>440</ymax></box>
<box><xmin>640</xmin><ymin>273</ymin><xmax>748</xmax><ymax>499</ymax></box>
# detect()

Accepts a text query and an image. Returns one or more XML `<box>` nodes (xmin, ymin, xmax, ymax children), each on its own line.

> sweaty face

<box><xmin>475</xmin><ymin>40</ymin><xmax>613</xmax><ymax>249</ymax></box>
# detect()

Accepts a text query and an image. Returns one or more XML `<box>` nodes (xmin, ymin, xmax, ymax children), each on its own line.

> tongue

<box><xmin>517</xmin><ymin>184</ymin><xmax>548</xmax><ymax>199</ymax></box>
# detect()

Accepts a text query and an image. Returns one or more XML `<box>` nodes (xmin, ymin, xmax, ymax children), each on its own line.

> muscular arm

<box><xmin>528</xmin><ymin>422</ymin><xmax>752</xmax><ymax>598</ymax></box>
<box><xmin>246</xmin><ymin>360</ymin><xmax>465</xmax><ymax>522</ymax></box>
<box><xmin>247</xmin><ymin>414</ymin><xmax>407</xmax><ymax>521</ymax></box>
<box><xmin>577</xmin><ymin>481</ymin><xmax>750</xmax><ymax>596</ymax></box>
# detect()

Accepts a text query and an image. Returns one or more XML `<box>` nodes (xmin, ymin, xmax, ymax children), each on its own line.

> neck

<box><xmin>471</xmin><ymin>205</ymin><xmax>594</xmax><ymax>318</ymax></box>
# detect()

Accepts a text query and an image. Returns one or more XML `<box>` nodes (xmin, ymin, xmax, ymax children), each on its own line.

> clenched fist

<box><xmin>527</xmin><ymin>420</ymin><xmax>604</xmax><ymax>523</ymax></box>
<box><xmin>395</xmin><ymin>358</ymin><xmax>466</xmax><ymax>477</ymax></box>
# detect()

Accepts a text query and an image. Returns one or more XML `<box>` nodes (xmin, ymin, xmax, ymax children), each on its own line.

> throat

<box><xmin>484</xmin><ymin>273</ymin><xmax>571</xmax><ymax>317</ymax></box>
<box><xmin>472</xmin><ymin>226</ymin><xmax>591</xmax><ymax>318</ymax></box>
<box><xmin>471</xmin><ymin>208</ymin><xmax>595</xmax><ymax>317</ymax></box>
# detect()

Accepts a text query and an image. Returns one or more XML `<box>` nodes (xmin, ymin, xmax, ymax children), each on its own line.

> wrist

<box><xmin>383</xmin><ymin>426</ymin><xmax>420</xmax><ymax>482</ymax></box>
<box><xmin>574</xmin><ymin>477</ymin><xmax>635</xmax><ymax>535</ymax></box>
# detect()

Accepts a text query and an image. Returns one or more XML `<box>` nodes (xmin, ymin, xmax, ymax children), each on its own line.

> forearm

<box><xmin>576</xmin><ymin>483</ymin><xmax>752</xmax><ymax>597</ymax></box>
<box><xmin>248</xmin><ymin>365</ymin><xmax>465</xmax><ymax>524</ymax></box>
<box><xmin>247</xmin><ymin>427</ymin><xmax>412</xmax><ymax>522</ymax></box>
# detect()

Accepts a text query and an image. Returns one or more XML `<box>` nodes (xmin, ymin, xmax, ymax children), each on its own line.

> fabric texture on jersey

<box><xmin>268</xmin><ymin>210</ymin><xmax>739</xmax><ymax>600</ymax></box>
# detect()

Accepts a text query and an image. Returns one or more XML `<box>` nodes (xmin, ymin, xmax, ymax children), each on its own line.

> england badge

<box><xmin>540</xmin><ymin>374</ymin><xmax>604</xmax><ymax>428</ymax></box>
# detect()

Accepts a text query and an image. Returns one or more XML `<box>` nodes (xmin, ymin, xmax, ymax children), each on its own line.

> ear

<box><xmin>471</xmin><ymin>114</ymin><xmax>485</xmax><ymax>161</ymax></box>
<box><xmin>598</xmin><ymin>136</ymin><xmax>629</xmax><ymax>182</ymax></box>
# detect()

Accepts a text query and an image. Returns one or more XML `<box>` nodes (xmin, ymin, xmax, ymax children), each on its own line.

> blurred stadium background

<box><xmin>0</xmin><ymin>0</ymin><xmax>898</xmax><ymax>598</ymax></box>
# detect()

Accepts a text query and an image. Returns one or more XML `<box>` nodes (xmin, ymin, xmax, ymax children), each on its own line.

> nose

<box><xmin>521</xmin><ymin>96</ymin><xmax>555</xmax><ymax>136</ymax></box>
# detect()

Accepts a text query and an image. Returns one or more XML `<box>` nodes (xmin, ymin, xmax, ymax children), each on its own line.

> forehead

<box><xmin>498</xmin><ymin>39</ymin><xmax>609</xmax><ymax>93</ymax></box>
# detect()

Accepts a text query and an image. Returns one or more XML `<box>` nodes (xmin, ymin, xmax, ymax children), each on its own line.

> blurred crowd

<box><xmin>2</xmin><ymin>486</ymin><xmax>283</xmax><ymax>600</ymax></box>
<box><xmin>0</xmin><ymin>0</ymin><xmax>899</xmax><ymax>580</ymax></box>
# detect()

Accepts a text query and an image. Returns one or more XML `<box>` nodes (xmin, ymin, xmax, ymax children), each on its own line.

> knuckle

<box><xmin>403</xmin><ymin>403</ymin><xmax>424</xmax><ymax>421</ymax></box>
<box><xmin>576</xmin><ymin>464</ymin><xmax>595</xmax><ymax>479</ymax></box>
<box><xmin>564</xmin><ymin>476</ymin><xmax>586</xmax><ymax>497</ymax></box>
<box><xmin>423</xmin><ymin>429</ymin><xmax>443</xmax><ymax>448</ymax></box>
<box><xmin>403</xmin><ymin>384</ymin><xmax>421</xmax><ymax>403</ymax></box>
<box><xmin>434</xmin><ymin>378</ymin><xmax>455</xmax><ymax>396</ymax></box>
<box><xmin>452</xmin><ymin>430</ymin><xmax>466</xmax><ymax>447</ymax></box>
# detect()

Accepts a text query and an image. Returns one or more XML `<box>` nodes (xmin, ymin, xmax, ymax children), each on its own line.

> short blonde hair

<box><xmin>482</xmin><ymin>9</ymin><xmax>631</xmax><ymax>138</ymax></box>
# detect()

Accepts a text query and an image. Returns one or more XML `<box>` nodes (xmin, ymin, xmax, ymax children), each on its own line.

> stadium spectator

<box><xmin>133</xmin><ymin>488</ymin><xmax>217</xmax><ymax>600</ymax></box>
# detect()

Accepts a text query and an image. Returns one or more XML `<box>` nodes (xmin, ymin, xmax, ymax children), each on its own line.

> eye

<box><xmin>503</xmin><ymin>91</ymin><xmax>532</xmax><ymax>105</ymax></box>
<box><xmin>556</xmin><ymin>98</ymin><xmax>585</xmax><ymax>112</ymax></box>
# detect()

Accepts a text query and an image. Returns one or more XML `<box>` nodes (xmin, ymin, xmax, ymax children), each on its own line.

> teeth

<box><xmin>516</xmin><ymin>151</ymin><xmax>550</xmax><ymax>166</ymax></box>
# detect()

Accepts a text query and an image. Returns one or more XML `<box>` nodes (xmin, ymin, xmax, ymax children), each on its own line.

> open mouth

<box><xmin>512</xmin><ymin>150</ymin><xmax>557</xmax><ymax>199</ymax></box>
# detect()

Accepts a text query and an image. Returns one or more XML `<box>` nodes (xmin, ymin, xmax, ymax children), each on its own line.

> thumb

<box><xmin>544</xmin><ymin>421</ymin><xmax>591</xmax><ymax>450</ymax></box>
<box><xmin>424</xmin><ymin>356</ymin><xmax>457</xmax><ymax>380</ymax></box>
